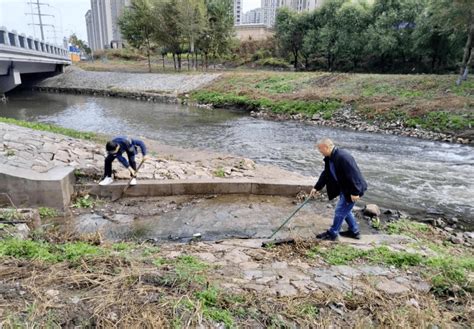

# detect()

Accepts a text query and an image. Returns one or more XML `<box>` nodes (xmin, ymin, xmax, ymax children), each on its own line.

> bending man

<box><xmin>310</xmin><ymin>138</ymin><xmax>367</xmax><ymax>241</ymax></box>
<box><xmin>99</xmin><ymin>136</ymin><xmax>148</xmax><ymax>186</ymax></box>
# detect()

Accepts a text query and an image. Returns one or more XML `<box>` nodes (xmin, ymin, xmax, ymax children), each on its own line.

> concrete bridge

<box><xmin>0</xmin><ymin>27</ymin><xmax>71</xmax><ymax>95</ymax></box>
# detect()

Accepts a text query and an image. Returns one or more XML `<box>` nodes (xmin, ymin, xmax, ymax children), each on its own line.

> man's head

<box><xmin>106</xmin><ymin>141</ymin><xmax>120</xmax><ymax>155</ymax></box>
<box><xmin>316</xmin><ymin>138</ymin><xmax>335</xmax><ymax>157</ymax></box>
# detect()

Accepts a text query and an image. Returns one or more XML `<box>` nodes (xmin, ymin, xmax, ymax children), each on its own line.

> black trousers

<box><xmin>104</xmin><ymin>149</ymin><xmax>136</xmax><ymax>178</ymax></box>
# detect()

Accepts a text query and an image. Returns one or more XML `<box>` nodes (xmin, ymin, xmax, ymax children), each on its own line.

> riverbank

<box><xmin>0</xmin><ymin>214</ymin><xmax>472</xmax><ymax>327</ymax></box>
<box><xmin>33</xmin><ymin>67</ymin><xmax>474</xmax><ymax>144</ymax></box>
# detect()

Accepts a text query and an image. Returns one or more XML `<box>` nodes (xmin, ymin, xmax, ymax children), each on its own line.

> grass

<box><xmin>307</xmin><ymin>243</ymin><xmax>473</xmax><ymax>294</ymax></box>
<box><xmin>0</xmin><ymin>238</ymin><xmax>104</xmax><ymax>263</ymax></box>
<box><xmin>38</xmin><ymin>207</ymin><xmax>58</xmax><ymax>219</ymax></box>
<box><xmin>213</xmin><ymin>167</ymin><xmax>226</xmax><ymax>178</ymax></box>
<box><xmin>72</xmin><ymin>195</ymin><xmax>95</xmax><ymax>209</ymax></box>
<box><xmin>385</xmin><ymin>219</ymin><xmax>429</xmax><ymax>237</ymax></box>
<box><xmin>0</xmin><ymin>117</ymin><xmax>98</xmax><ymax>140</ymax></box>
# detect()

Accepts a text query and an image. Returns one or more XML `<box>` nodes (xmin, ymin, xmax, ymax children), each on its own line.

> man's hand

<box><xmin>351</xmin><ymin>195</ymin><xmax>360</xmax><ymax>202</ymax></box>
<box><xmin>129</xmin><ymin>167</ymin><xmax>136</xmax><ymax>176</ymax></box>
<box><xmin>309</xmin><ymin>188</ymin><xmax>320</xmax><ymax>199</ymax></box>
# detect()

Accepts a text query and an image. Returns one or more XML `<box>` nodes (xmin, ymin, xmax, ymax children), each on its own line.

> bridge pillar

<box><xmin>0</xmin><ymin>66</ymin><xmax>21</xmax><ymax>95</ymax></box>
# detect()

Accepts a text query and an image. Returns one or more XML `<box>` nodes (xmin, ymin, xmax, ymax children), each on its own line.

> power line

<box><xmin>25</xmin><ymin>0</ymin><xmax>54</xmax><ymax>41</ymax></box>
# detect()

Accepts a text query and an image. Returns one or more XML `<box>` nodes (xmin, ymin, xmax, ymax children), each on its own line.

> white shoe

<box><xmin>130</xmin><ymin>178</ymin><xmax>137</xmax><ymax>186</ymax></box>
<box><xmin>99</xmin><ymin>177</ymin><xmax>114</xmax><ymax>186</ymax></box>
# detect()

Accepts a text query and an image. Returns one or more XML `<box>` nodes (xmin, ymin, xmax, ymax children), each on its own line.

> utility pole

<box><xmin>26</xmin><ymin>0</ymin><xmax>54</xmax><ymax>41</ymax></box>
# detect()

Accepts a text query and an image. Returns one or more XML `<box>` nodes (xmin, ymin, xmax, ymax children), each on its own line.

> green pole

<box><xmin>269</xmin><ymin>198</ymin><xmax>312</xmax><ymax>239</ymax></box>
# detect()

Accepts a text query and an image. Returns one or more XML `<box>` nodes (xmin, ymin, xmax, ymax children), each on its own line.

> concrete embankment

<box><xmin>34</xmin><ymin>66</ymin><xmax>220</xmax><ymax>103</ymax></box>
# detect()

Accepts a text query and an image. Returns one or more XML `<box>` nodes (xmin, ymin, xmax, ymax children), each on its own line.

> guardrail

<box><xmin>0</xmin><ymin>26</ymin><xmax>70</xmax><ymax>61</ymax></box>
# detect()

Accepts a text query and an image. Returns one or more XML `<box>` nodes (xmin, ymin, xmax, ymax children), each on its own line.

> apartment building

<box><xmin>260</xmin><ymin>0</ymin><xmax>324</xmax><ymax>27</ymax></box>
<box><xmin>242</xmin><ymin>8</ymin><xmax>264</xmax><ymax>24</ymax></box>
<box><xmin>234</xmin><ymin>0</ymin><xmax>242</xmax><ymax>25</ymax></box>
<box><xmin>85</xmin><ymin>0</ymin><xmax>130</xmax><ymax>51</ymax></box>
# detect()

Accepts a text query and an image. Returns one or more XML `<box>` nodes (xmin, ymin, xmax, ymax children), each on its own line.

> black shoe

<box><xmin>316</xmin><ymin>231</ymin><xmax>338</xmax><ymax>241</ymax></box>
<box><xmin>339</xmin><ymin>230</ymin><xmax>361</xmax><ymax>240</ymax></box>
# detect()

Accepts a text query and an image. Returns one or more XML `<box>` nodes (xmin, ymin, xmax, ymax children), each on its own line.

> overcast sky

<box><xmin>0</xmin><ymin>0</ymin><xmax>262</xmax><ymax>46</ymax></box>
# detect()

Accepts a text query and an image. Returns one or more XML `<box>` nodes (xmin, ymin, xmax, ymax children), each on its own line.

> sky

<box><xmin>0</xmin><ymin>0</ymin><xmax>261</xmax><ymax>46</ymax></box>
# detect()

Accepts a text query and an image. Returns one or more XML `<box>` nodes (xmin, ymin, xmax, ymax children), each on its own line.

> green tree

<box><xmin>333</xmin><ymin>1</ymin><xmax>371</xmax><ymax>70</ymax></box>
<box><xmin>178</xmin><ymin>0</ymin><xmax>207</xmax><ymax>70</ymax></box>
<box><xmin>153</xmin><ymin>0</ymin><xmax>184</xmax><ymax>70</ymax></box>
<box><xmin>275</xmin><ymin>8</ymin><xmax>309</xmax><ymax>69</ymax></box>
<box><xmin>198</xmin><ymin>0</ymin><xmax>234</xmax><ymax>69</ymax></box>
<box><xmin>118</xmin><ymin>0</ymin><xmax>155</xmax><ymax>72</ymax></box>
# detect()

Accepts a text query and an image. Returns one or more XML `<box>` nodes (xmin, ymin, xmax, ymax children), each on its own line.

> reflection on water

<box><xmin>1</xmin><ymin>91</ymin><xmax>473</xmax><ymax>221</ymax></box>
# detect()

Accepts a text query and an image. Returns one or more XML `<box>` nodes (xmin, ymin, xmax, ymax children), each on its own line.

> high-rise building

<box><xmin>260</xmin><ymin>0</ymin><xmax>324</xmax><ymax>27</ymax></box>
<box><xmin>86</xmin><ymin>0</ymin><xmax>130</xmax><ymax>51</ymax></box>
<box><xmin>234</xmin><ymin>0</ymin><xmax>242</xmax><ymax>25</ymax></box>
<box><xmin>242</xmin><ymin>8</ymin><xmax>264</xmax><ymax>24</ymax></box>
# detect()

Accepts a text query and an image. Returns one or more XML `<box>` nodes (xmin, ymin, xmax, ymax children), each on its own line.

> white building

<box><xmin>242</xmin><ymin>8</ymin><xmax>264</xmax><ymax>24</ymax></box>
<box><xmin>234</xmin><ymin>0</ymin><xmax>242</xmax><ymax>25</ymax></box>
<box><xmin>86</xmin><ymin>0</ymin><xmax>131</xmax><ymax>51</ymax></box>
<box><xmin>260</xmin><ymin>0</ymin><xmax>325</xmax><ymax>27</ymax></box>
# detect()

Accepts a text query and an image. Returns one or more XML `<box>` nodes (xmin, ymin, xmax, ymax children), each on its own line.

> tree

<box><xmin>317</xmin><ymin>0</ymin><xmax>346</xmax><ymax>70</ymax></box>
<box><xmin>275</xmin><ymin>8</ymin><xmax>308</xmax><ymax>69</ymax></box>
<box><xmin>68</xmin><ymin>34</ymin><xmax>91</xmax><ymax>55</ymax></box>
<box><xmin>154</xmin><ymin>0</ymin><xmax>184</xmax><ymax>70</ymax></box>
<box><xmin>178</xmin><ymin>0</ymin><xmax>206</xmax><ymax>70</ymax></box>
<box><xmin>333</xmin><ymin>1</ymin><xmax>371</xmax><ymax>70</ymax></box>
<box><xmin>118</xmin><ymin>0</ymin><xmax>155</xmax><ymax>72</ymax></box>
<box><xmin>198</xmin><ymin>0</ymin><xmax>234</xmax><ymax>69</ymax></box>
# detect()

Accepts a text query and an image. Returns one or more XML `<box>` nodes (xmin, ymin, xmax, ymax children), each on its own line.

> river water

<box><xmin>1</xmin><ymin>91</ymin><xmax>473</xmax><ymax>222</ymax></box>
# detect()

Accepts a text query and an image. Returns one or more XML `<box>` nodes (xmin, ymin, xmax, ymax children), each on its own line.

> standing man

<box><xmin>99</xmin><ymin>136</ymin><xmax>148</xmax><ymax>186</ymax></box>
<box><xmin>310</xmin><ymin>138</ymin><xmax>367</xmax><ymax>241</ymax></box>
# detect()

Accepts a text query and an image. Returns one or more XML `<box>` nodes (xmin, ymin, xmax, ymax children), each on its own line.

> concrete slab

<box><xmin>0</xmin><ymin>164</ymin><xmax>74</xmax><ymax>209</ymax></box>
<box><xmin>84</xmin><ymin>179</ymin><xmax>313</xmax><ymax>199</ymax></box>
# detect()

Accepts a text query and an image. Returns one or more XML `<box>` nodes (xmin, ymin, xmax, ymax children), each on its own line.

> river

<box><xmin>1</xmin><ymin>91</ymin><xmax>473</xmax><ymax>223</ymax></box>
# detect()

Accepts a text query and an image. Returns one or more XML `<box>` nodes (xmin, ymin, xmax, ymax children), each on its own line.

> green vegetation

<box><xmin>213</xmin><ymin>167</ymin><xmax>225</xmax><ymax>178</ymax></box>
<box><xmin>38</xmin><ymin>207</ymin><xmax>58</xmax><ymax>219</ymax></box>
<box><xmin>5</xmin><ymin>149</ymin><xmax>15</xmax><ymax>157</ymax></box>
<box><xmin>0</xmin><ymin>238</ymin><xmax>104</xmax><ymax>263</ymax></box>
<box><xmin>154</xmin><ymin>255</ymin><xmax>209</xmax><ymax>286</ymax></box>
<box><xmin>72</xmin><ymin>195</ymin><xmax>95</xmax><ymax>209</ymax></box>
<box><xmin>192</xmin><ymin>90</ymin><xmax>341</xmax><ymax>119</ymax></box>
<box><xmin>274</xmin><ymin>0</ymin><xmax>472</xmax><ymax>76</ymax></box>
<box><xmin>385</xmin><ymin>219</ymin><xmax>429</xmax><ymax>236</ymax></box>
<box><xmin>308</xmin><ymin>243</ymin><xmax>473</xmax><ymax>293</ymax></box>
<box><xmin>0</xmin><ymin>117</ymin><xmax>97</xmax><ymax>140</ymax></box>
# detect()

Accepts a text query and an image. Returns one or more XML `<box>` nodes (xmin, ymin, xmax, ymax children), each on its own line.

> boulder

<box><xmin>364</xmin><ymin>204</ymin><xmax>381</xmax><ymax>217</ymax></box>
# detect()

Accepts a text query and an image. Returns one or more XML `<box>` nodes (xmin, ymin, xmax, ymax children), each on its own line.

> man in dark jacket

<box><xmin>99</xmin><ymin>136</ymin><xmax>148</xmax><ymax>186</ymax></box>
<box><xmin>310</xmin><ymin>138</ymin><xmax>367</xmax><ymax>241</ymax></box>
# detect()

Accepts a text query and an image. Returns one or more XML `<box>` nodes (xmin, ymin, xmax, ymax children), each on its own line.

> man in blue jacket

<box><xmin>99</xmin><ymin>136</ymin><xmax>148</xmax><ymax>186</ymax></box>
<box><xmin>310</xmin><ymin>138</ymin><xmax>367</xmax><ymax>241</ymax></box>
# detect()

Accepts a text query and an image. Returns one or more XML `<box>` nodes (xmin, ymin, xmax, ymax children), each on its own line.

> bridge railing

<box><xmin>0</xmin><ymin>26</ymin><xmax>70</xmax><ymax>61</ymax></box>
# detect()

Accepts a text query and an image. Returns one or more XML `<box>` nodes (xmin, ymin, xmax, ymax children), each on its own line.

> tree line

<box><xmin>275</xmin><ymin>0</ymin><xmax>473</xmax><ymax>80</ymax></box>
<box><xmin>118</xmin><ymin>0</ymin><xmax>234</xmax><ymax>72</ymax></box>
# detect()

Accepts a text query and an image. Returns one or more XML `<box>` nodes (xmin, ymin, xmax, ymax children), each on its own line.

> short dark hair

<box><xmin>106</xmin><ymin>141</ymin><xmax>118</xmax><ymax>154</ymax></box>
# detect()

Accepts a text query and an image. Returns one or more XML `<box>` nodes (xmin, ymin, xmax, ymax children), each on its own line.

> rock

<box><xmin>463</xmin><ymin>232</ymin><xmax>474</xmax><ymax>240</ymax></box>
<box><xmin>450</xmin><ymin>236</ymin><xmax>464</xmax><ymax>244</ymax></box>
<box><xmin>375</xmin><ymin>280</ymin><xmax>410</xmax><ymax>295</ymax></box>
<box><xmin>364</xmin><ymin>204</ymin><xmax>381</xmax><ymax>217</ymax></box>
<box><xmin>11</xmin><ymin>224</ymin><xmax>30</xmax><ymax>240</ymax></box>
<box><xmin>446</xmin><ymin>217</ymin><xmax>458</xmax><ymax>225</ymax></box>
<box><xmin>406</xmin><ymin>298</ymin><xmax>420</xmax><ymax>308</ymax></box>
<box><xmin>311</xmin><ymin>113</ymin><xmax>321</xmax><ymax>120</ymax></box>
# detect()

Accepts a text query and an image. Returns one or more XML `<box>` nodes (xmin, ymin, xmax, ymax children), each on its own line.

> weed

<box><xmin>385</xmin><ymin>219</ymin><xmax>429</xmax><ymax>237</ymax></box>
<box><xmin>5</xmin><ymin>149</ymin><xmax>15</xmax><ymax>157</ymax></box>
<box><xmin>0</xmin><ymin>208</ymin><xmax>21</xmax><ymax>220</ymax></box>
<box><xmin>38</xmin><ymin>207</ymin><xmax>58</xmax><ymax>219</ymax></box>
<box><xmin>214</xmin><ymin>167</ymin><xmax>226</xmax><ymax>178</ymax></box>
<box><xmin>112</xmin><ymin>242</ymin><xmax>133</xmax><ymax>252</ymax></box>
<box><xmin>141</xmin><ymin>245</ymin><xmax>161</xmax><ymax>257</ymax></box>
<box><xmin>73</xmin><ymin>195</ymin><xmax>94</xmax><ymax>208</ymax></box>
<box><xmin>0</xmin><ymin>239</ymin><xmax>104</xmax><ymax>263</ymax></box>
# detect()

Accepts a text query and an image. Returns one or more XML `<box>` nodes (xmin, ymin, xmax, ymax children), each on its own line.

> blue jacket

<box><xmin>314</xmin><ymin>147</ymin><xmax>367</xmax><ymax>201</ymax></box>
<box><xmin>112</xmin><ymin>136</ymin><xmax>147</xmax><ymax>168</ymax></box>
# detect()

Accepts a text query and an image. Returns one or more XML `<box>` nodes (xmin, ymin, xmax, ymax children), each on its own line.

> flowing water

<box><xmin>1</xmin><ymin>91</ymin><xmax>473</xmax><ymax>223</ymax></box>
